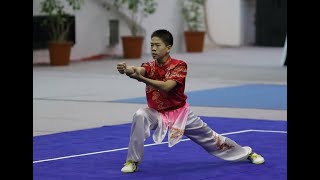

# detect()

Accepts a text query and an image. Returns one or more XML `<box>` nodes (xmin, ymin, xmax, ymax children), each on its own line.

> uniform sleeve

<box><xmin>141</xmin><ymin>62</ymin><xmax>150</xmax><ymax>77</ymax></box>
<box><xmin>166</xmin><ymin>62</ymin><xmax>187</xmax><ymax>84</ymax></box>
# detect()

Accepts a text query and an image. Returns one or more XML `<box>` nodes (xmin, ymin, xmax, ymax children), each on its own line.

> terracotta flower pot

<box><xmin>184</xmin><ymin>31</ymin><xmax>205</xmax><ymax>52</ymax></box>
<box><xmin>121</xmin><ymin>36</ymin><xmax>144</xmax><ymax>59</ymax></box>
<box><xmin>48</xmin><ymin>41</ymin><xmax>73</xmax><ymax>66</ymax></box>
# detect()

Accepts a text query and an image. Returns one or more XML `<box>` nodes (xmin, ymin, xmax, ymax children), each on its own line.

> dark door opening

<box><xmin>255</xmin><ymin>0</ymin><xmax>287</xmax><ymax>47</ymax></box>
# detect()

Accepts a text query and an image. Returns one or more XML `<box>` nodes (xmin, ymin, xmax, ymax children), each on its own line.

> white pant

<box><xmin>126</xmin><ymin>108</ymin><xmax>250</xmax><ymax>163</ymax></box>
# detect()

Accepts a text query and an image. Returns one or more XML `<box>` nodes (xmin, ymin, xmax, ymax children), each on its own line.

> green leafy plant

<box><xmin>108</xmin><ymin>0</ymin><xmax>157</xmax><ymax>36</ymax></box>
<box><xmin>40</xmin><ymin>0</ymin><xmax>84</xmax><ymax>42</ymax></box>
<box><xmin>180</xmin><ymin>0</ymin><xmax>205</xmax><ymax>32</ymax></box>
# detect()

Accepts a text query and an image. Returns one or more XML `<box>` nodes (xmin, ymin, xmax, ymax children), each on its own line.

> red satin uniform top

<box><xmin>141</xmin><ymin>56</ymin><xmax>188</xmax><ymax>112</ymax></box>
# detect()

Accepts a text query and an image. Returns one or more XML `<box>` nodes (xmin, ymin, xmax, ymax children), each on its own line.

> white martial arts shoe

<box><xmin>243</xmin><ymin>146</ymin><xmax>265</xmax><ymax>164</ymax></box>
<box><xmin>121</xmin><ymin>160</ymin><xmax>138</xmax><ymax>173</ymax></box>
<box><xmin>247</xmin><ymin>152</ymin><xmax>265</xmax><ymax>164</ymax></box>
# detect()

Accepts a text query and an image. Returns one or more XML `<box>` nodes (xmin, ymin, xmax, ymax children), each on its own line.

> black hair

<box><xmin>151</xmin><ymin>29</ymin><xmax>173</xmax><ymax>46</ymax></box>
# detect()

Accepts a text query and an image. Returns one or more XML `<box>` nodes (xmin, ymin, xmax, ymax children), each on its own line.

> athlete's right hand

<box><xmin>117</xmin><ymin>62</ymin><xmax>127</xmax><ymax>74</ymax></box>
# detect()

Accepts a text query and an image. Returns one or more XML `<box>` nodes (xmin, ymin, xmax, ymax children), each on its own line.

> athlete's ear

<box><xmin>167</xmin><ymin>45</ymin><xmax>172</xmax><ymax>53</ymax></box>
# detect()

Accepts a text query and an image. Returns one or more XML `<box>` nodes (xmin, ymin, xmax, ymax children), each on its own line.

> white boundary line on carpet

<box><xmin>33</xmin><ymin>129</ymin><xmax>286</xmax><ymax>164</ymax></box>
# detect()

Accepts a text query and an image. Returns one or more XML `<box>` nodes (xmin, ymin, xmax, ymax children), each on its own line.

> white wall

<box><xmin>33</xmin><ymin>0</ymin><xmax>184</xmax><ymax>63</ymax></box>
<box><xmin>106</xmin><ymin>0</ymin><xmax>184</xmax><ymax>56</ymax></box>
<box><xmin>206</xmin><ymin>0</ymin><xmax>255</xmax><ymax>46</ymax></box>
<box><xmin>141</xmin><ymin>0</ymin><xmax>184</xmax><ymax>54</ymax></box>
<box><xmin>241</xmin><ymin>0</ymin><xmax>256</xmax><ymax>45</ymax></box>
<box><xmin>33</xmin><ymin>0</ymin><xmax>256</xmax><ymax>63</ymax></box>
<box><xmin>71</xmin><ymin>1</ymin><xmax>109</xmax><ymax>60</ymax></box>
<box><xmin>33</xmin><ymin>0</ymin><xmax>114</xmax><ymax>62</ymax></box>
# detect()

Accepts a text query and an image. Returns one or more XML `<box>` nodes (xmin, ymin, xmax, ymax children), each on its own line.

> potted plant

<box><xmin>106</xmin><ymin>0</ymin><xmax>157</xmax><ymax>58</ymax></box>
<box><xmin>180</xmin><ymin>0</ymin><xmax>206</xmax><ymax>52</ymax></box>
<box><xmin>40</xmin><ymin>0</ymin><xmax>84</xmax><ymax>65</ymax></box>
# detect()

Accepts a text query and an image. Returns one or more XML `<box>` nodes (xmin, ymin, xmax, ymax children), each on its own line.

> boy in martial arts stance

<box><xmin>117</xmin><ymin>29</ymin><xmax>264</xmax><ymax>173</ymax></box>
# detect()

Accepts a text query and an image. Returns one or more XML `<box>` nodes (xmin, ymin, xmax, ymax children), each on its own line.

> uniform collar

<box><xmin>155</xmin><ymin>56</ymin><xmax>171</xmax><ymax>67</ymax></box>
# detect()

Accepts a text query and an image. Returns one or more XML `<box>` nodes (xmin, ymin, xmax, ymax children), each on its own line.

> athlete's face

<box><xmin>150</xmin><ymin>37</ymin><xmax>171</xmax><ymax>60</ymax></box>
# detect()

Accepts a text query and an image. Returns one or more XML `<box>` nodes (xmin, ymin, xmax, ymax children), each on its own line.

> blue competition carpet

<box><xmin>33</xmin><ymin>116</ymin><xmax>287</xmax><ymax>180</ymax></box>
<box><xmin>112</xmin><ymin>84</ymin><xmax>287</xmax><ymax>110</ymax></box>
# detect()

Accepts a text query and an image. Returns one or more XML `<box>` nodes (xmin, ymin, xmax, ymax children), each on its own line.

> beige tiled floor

<box><xmin>33</xmin><ymin>46</ymin><xmax>287</xmax><ymax>136</ymax></box>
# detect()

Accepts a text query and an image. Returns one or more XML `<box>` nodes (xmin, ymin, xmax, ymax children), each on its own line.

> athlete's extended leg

<box><xmin>184</xmin><ymin>110</ymin><xmax>262</xmax><ymax>162</ymax></box>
